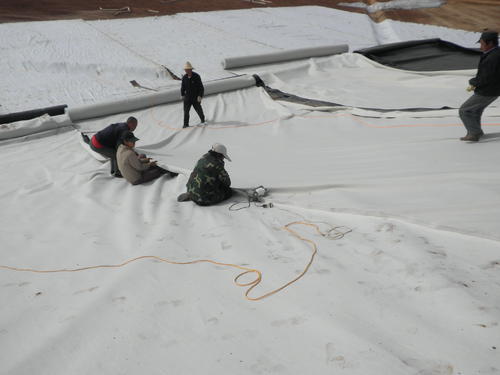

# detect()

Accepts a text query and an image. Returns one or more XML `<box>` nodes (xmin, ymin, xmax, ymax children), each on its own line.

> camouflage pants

<box><xmin>193</xmin><ymin>186</ymin><xmax>233</xmax><ymax>206</ymax></box>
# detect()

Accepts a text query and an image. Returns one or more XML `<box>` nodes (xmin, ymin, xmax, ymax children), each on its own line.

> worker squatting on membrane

<box><xmin>177</xmin><ymin>143</ymin><xmax>233</xmax><ymax>206</ymax></box>
<box><xmin>82</xmin><ymin>116</ymin><xmax>178</xmax><ymax>184</ymax></box>
<box><xmin>82</xmin><ymin>116</ymin><xmax>138</xmax><ymax>177</ymax></box>
<box><xmin>459</xmin><ymin>30</ymin><xmax>500</xmax><ymax>142</ymax></box>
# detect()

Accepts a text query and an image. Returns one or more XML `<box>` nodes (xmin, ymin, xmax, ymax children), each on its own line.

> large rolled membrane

<box><xmin>221</xmin><ymin>44</ymin><xmax>349</xmax><ymax>70</ymax></box>
<box><xmin>68</xmin><ymin>75</ymin><xmax>257</xmax><ymax>122</ymax></box>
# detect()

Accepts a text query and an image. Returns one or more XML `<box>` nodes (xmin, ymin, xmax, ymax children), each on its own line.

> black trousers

<box><xmin>90</xmin><ymin>143</ymin><xmax>118</xmax><ymax>174</ymax></box>
<box><xmin>183</xmin><ymin>99</ymin><xmax>205</xmax><ymax>127</ymax></box>
<box><xmin>132</xmin><ymin>166</ymin><xmax>168</xmax><ymax>185</ymax></box>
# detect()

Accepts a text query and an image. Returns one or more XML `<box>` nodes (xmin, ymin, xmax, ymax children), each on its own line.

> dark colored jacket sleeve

<box><xmin>472</xmin><ymin>56</ymin><xmax>496</xmax><ymax>88</ymax></box>
<box><xmin>197</xmin><ymin>74</ymin><xmax>204</xmax><ymax>97</ymax></box>
<box><xmin>470</xmin><ymin>49</ymin><xmax>500</xmax><ymax>95</ymax></box>
<box><xmin>181</xmin><ymin>76</ymin><xmax>186</xmax><ymax>97</ymax></box>
<box><xmin>95</xmin><ymin>123</ymin><xmax>128</xmax><ymax>149</ymax></box>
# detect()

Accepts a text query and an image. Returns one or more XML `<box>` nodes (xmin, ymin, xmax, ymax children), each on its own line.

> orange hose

<box><xmin>0</xmin><ymin>221</ymin><xmax>351</xmax><ymax>301</ymax></box>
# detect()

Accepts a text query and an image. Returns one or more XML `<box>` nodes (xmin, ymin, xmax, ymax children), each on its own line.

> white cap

<box><xmin>212</xmin><ymin>143</ymin><xmax>231</xmax><ymax>162</ymax></box>
<box><xmin>184</xmin><ymin>61</ymin><xmax>193</xmax><ymax>70</ymax></box>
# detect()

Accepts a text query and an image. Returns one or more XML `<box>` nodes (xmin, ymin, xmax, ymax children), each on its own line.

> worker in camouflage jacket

<box><xmin>177</xmin><ymin>143</ymin><xmax>232</xmax><ymax>206</ymax></box>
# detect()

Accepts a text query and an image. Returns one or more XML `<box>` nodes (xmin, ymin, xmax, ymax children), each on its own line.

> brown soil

<box><xmin>0</xmin><ymin>0</ymin><xmax>498</xmax><ymax>33</ymax></box>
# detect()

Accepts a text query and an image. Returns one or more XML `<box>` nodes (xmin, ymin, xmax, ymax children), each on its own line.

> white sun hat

<box><xmin>184</xmin><ymin>61</ymin><xmax>193</xmax><ymax>70</ymax></box>
<box><xmin>211</xmin><ymin>143</ymin><xmax>231</xmax><ymax>162</ymax></box>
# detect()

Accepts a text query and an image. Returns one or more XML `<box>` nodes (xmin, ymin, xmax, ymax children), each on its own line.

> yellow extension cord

<box><xmin>0</xmin><ymin>221</ymin><xmax>351</xmax><ymax>301</ymax></box>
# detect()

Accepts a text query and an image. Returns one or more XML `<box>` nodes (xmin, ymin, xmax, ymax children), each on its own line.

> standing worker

<box><xmin>459</xmin><ymin>31</ymin><xmax>500</xmax><ymax>142</ymax></box>
<box><xmin>181</xmin><ymin>61</ymin><xmax>205</xmax><ymax>128</ymax></box>
<box><xmin>177</xmin><ymin>143</ymin><xmax>232</xmax><ymax>206</ymax></box>
<box><xmin>84</xmin><ymin>116</ymin><xmax>138</xmax><ymax>177</ymax></box>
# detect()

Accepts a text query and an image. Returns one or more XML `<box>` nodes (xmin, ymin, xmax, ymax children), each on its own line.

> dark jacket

<box><xmin>95</xmin><ymin>123</ymin><xmax>129</xmax><ymax>149</ymax></box>
<box><xmin>187</xmin><ymin>151</ymin><xmax>231</xmax><ymax>206</ymax></box>
<box><xmin>470</xmin><ymin>47</ymin><xmax>500</xmax><ymax>96</ymax></box>
<box><xmin>181</xmin><ymin>72</ymin><xmax>204</xmax><ymax>101</ymax></box>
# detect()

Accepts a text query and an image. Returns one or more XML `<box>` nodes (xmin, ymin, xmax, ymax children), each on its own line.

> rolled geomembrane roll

<box><xmin>222</xmin><ymin>44</ymin><xmax>349</xmax><ymax>70</ymax></box>
<box><xmin>68</xmin><ymin>75</ymin><xmax>257</xmax><ymax>122</ymax></box>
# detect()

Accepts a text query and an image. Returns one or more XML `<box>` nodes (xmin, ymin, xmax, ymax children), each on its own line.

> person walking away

<box><xmin>459</xmin><ymin>31</ymin><xmax>500</xmax><ymax>142</ymax></box>
<box><xmin>181</xmin><ymin>61</ymin><xmax>205</xmax><ymax>128</ymax></box>
<box><xmin>116</xmin><ymin>132</ymin><xmax>176</xmax><ymax>185</ymax></box>
<box><xmin>87</xmin><ymin>116</ymin><xmax>138</xmax><ymax>177</ymax></box>
<box><xmin>177</xmin><ymin>143</ymin><xmax>232</xmax><ymax>206</ymax></box>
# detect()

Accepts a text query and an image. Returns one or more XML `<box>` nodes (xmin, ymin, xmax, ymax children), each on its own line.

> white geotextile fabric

<box><xmin>258</xmin><ymin>53</ymin><xmax>500</xmax><ymax>111</ymax></box>
<box><xmin>1</xmin><ymin>7</ymin><xmax>500</xmax><ymax>375</ymax></box>
<box><xmin>1</xmin><ymin>82</ymin><xmax>500</xmax><ymax>374</ymax></box>
<box><xmin>75</xmin><ymin>83</ymin><xmax>500</xmax><ymax>239</ymax></box>
<box><xmin>0</xmin><ymin>113</ymin><xmax>72</xmax><ymax>140</ymax></box>
<box><xmin>0</xmin><ymin>19</ymin><xmax>176</xmax><ymax>115</ymax></box>
<box><xmin>0</xmin><ymin>6</ymin><xmax>480</xmax><ymax>114</ymax></box>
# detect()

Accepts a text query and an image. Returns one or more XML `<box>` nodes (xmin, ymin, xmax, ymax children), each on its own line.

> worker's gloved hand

<box><xmin>197</xmin><ymin>96</ymin><xmax>202</xmax><ymax>103</ymax></box>
<box><xmin>466</xmin><ymin>85</ymin><xmax>475</xmax><ymax>92</ymax></box>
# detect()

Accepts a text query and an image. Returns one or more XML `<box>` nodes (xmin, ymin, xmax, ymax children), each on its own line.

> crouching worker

<box><xmin>117</xmin><ymin>132</ymin><xmax>175</xmax><ymax>185</ymax></box>
<box><xmin>177</xmin><ymin>143</ymin><xmax>232</xmax><ymax>205</ymax></box>
<box><xmin>87</xmin><ymin>116</ymin><xmax>138</xmax><ymax>177</ymax></box>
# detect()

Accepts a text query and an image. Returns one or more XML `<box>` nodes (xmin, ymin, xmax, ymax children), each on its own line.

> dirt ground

<box><xmin>0</xmin><ymin>0</ymin><xmax>499</xmax><ymax>32</ymax></box>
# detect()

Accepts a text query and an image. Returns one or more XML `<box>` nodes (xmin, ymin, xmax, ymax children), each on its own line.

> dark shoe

<box><xmin>177</xmin><ymin>192</ymin><xmax>191</xmax><ymax>202</ymax></box>
<box><xmin>460</xmin><ymin>134</ymin><xmax>480</xmax><ymax>142</ymax></box>
<box><xmin>183</xmin><ymin>124</ymin><xmax>189</xmax><ymax>128</ymax></box>
<box><xmin>168</xmin><ymin>171</ymin><xmax>179</xmax><ymax>177</ymax></box>
<box><xmin>81</xmin><ymin>133</ymin><xmax>90</xmax><ymax>144</ymax></box>
<box><xmin>113</xmin><ymin>171</ymin><xmax>123</xmax><ymax>178</ymax></box>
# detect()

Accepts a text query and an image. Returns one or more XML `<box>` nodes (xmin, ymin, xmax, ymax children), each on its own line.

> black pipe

<box><xmin>0</xmin><ymin>104</ymin><xmax>67</xmax><ymax>125</ymax></box>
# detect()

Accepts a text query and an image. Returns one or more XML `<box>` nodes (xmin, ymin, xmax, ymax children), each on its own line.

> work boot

<box><xmin>113</xmin><ymin>171</ymin><xmax>123</xmax><ymax>178</ymax></box>
<box><xmin>460</xmin><ymin>134</ymin><xmax>480</xmax><ymax>142</ymax></box>
<box><xmin>183</xmin><ymin>124</ymin><xmax>189</xmax><ymax>128</ymax></box>
<box><xmin>168</xmin><ymin>171</ymin><xmax>179</xmax><ymax>177</ymax></box>
<box><xmin>177</xmin><ymin>192</ymin><xmax>191</xmax><ymax>202</ymax></box>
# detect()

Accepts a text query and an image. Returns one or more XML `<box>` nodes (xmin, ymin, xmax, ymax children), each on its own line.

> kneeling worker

<box><xmin>178</xmin><ymin>143</ymin><xmax>232</xmax><ymax>205</ymax></box>
<box><xmin>117</xmin><ymin>132</ymin><xmax>176</xmax><ymax>185</ymax></box>
<box><xmin>85</xmin><ymin>116</ymin><xmax>138</xmax><ymax>177</ymax></box>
